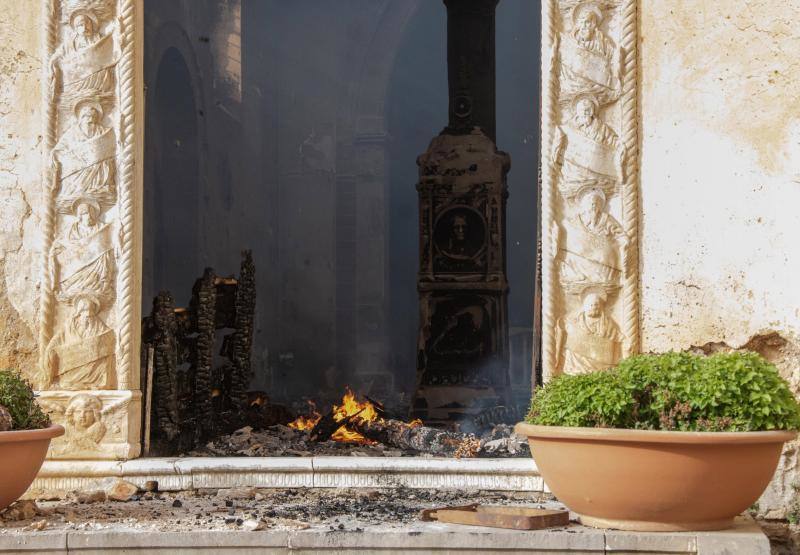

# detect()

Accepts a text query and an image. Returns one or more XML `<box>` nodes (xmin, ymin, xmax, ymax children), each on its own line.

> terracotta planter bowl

<box><xmin>0</xmin><ymin>424</ymin><xmax>64</xmax><ymax>511</ymax></box>
<box><xmin>515</xmin><ymin>423</ymin><xmax>795</xmax><ymax>532</ymax></box>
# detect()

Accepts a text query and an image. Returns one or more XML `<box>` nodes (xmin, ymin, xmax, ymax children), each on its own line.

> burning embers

<box><xmin>289</xmin><ymin>388</ymin><xmax>421</xmax><ymax>445</ymax></box>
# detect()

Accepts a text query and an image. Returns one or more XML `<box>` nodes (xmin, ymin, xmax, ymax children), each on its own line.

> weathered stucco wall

<box><xmin>0</xmin><ymin>1</ymin><xmax>44</xmax><ymax>371</ymax></box>
<box><xmin>641</xmin><ymin>0</ymin><xmax>800</xmax><ymax>516</ymax></box>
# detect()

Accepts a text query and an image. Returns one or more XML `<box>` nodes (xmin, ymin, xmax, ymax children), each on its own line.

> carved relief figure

<box><xmin>552</xmin><ymin>95</ymin><xmax>625</xmax><ymax>198</ymax></box>
<box><xmin>50</xmin><ymin>5</ymin><xmax>117</xmax><ymax>98</ymax></box>
<box><xmin>51</xmin><ymin>197</ymin><xmax>116</xmax><ymax>305</ymax></box>
<box><xmin>435</xmin><ymin>209</ymin><xmax>486</xmax><ymax>261</ymax></box>
<box><xmin>430</xmin><ymin>304</ymin><xmax>489</xmax><ymax>362</ymax></box>
<box><xmin>447</xmin><ymin>215</ymin><xmax>468</xmax><ymax>257</ymax></box>
<box><xmin>558</xmin><ymin>189</ymin><xmax>628</xmax><ymax>292</ymax></box>
<box><xmin>559</xmin><ymin>1</ymin><xmax>620</xmax><ymax>104</ymax></box>
<box><xmin>44</xmin><ymin>295</ymin><xmax>115</xmax><ymax>390</ymax></box>
<box><xmin>556</xmin><ymin>291</ymin><xmax>623</xmax><ymax>375</ymax></box>
<box><xmin>63</xmin><ymin>393</ymin><xmax>108</xmax><ymax>451</ymax></box>
<box><xmin>52</xmin><ymin>99</ymin><xmax>117</xmax><ymax>213</ymax></box>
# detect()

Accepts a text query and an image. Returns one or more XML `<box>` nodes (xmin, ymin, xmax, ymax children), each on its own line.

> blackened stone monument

<box><xmin>413</xmin><ymin>0</ymin><xmax>511</xmax><ymax>425</ymax></box>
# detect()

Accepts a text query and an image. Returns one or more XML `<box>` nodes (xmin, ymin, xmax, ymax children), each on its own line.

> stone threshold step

<box><xmin>29</xmin><ymin>457</ymin><xmax>544</xmax><ymax>496</ymax></box>
<box><xmin>0</xmin><ymin>517</ymin><xmax>769</xmax><ymax>554</ymax></box>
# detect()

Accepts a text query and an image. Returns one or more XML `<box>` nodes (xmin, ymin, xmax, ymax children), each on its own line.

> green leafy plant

<box><xmin>0</xmin><ymin>370</ymin><xmax>50</xmax><ymax>431</ymax></box>
<box><xmin>527</xmin><ymin>352</ymin><xmax>800</xmax><ymax>432</ymax></box>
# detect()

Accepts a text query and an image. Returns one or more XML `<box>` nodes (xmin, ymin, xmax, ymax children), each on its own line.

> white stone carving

<box><xmin>541</xmin><ymin>0</ymin><xmax>639</xmax><ymax>381</ymax></box>
<box><xmin>552</xmin><ymin>95</ymin><xmax>625</xmax><ymax>199</ymax></box>
<box><xmin>52</xmin><ymin>99</ymin><xmax>117</xmax><ymax>213</ymax></box>
<box><xmin>44</xmin><ymin>295</ymin><xmax>116</xmax><ymax>390</ymax></box>
<box><xmin>50</xmin><ymin>199</ymin><xmax>116</xmax><ymax>305</ymax></box>
<box><xmin>555</xmin><ymin>291</ymin><xmax>624</xmax><ymax>375</ymax></box>
<box><xmin>50</xmin><ymin>1</ymin><xmax>118</xmax><ymax>100</ymax></box>
<box><xmin>557</xmin><ymin>189</ymin><xmax>629</xmax><ymax>294</ymax></box>
<box><xmin>38</xmin><ymin>0</ymin><xmax>142</xmax><ymax>459</ymax></box>
<box><xmin>559</xmin><ymin>1</ymin><xmax>621</xmax><ymax>105</ymax></box>
<box><xmin>38</xmin><ymin>390</ymin><xmax>140</xmax><ymax>460</ymax></box>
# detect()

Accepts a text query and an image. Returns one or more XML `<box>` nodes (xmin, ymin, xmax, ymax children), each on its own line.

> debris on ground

<box><xmin>0</xmin><ymin>489</ymin><xmax>551</xmax><ymax>534</ymax></box>
<box><xmin>106</xmin><ymin>480</ymin><xmax>140</xmax><ymax>502</ymax></box>
<box><xmin>189</xmin><ymin>423</ymin><xmax>528</xmax><ymax>458</ymax></box>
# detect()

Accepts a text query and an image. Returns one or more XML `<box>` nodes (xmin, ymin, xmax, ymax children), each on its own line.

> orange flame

<box><xmin>330</xmin><ymin>388</ymin><xmax>379</xmax><ymax>444</ymax></box>
<box><xmin>288</xmin><ymin>387</ymin><xmax>422</xmax><ymax>445</ymax></box>
<box><xmin>288</xmin><ymin>401</ymin><xmax>321</xmax><ymax>432</ymax></box>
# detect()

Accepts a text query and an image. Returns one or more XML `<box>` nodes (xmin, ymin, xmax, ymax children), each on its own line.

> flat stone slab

<box><xmin>0</xmin><ymin>517</ymin><xmax>769</xmax><ymax>554</ymax></box>
<box><xmin>29</xmin><ymin>456</ymin><xmax>544</xmax><ymax>497</ymax></box>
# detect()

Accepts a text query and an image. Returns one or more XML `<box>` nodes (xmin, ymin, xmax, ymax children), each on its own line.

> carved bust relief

<box><xmin>556</xmin><ymin>291</ymin><xmax>623</xmax><ymax>375</ymax></box>
<box><xmin>552</xmin><ymin>94</ymin><xmax>625</xmax><ymax>199</ymax></box>
<box><xmin>433</xmin><ymin>206</ymin><xmax>488</xmax><ymax>272</ymax></box>
<box><xmin>559</xmin><ymin>1</ymin><xmax>621</xmax><ymax>105</ymax></box>
<box><xmin>44</xmin><ymin>295</ymin><xmax>116</xmax><ymax>390</ymax></box>
<box><xmin>50</xmin><ymin>3</ymin><xmax>119</xmax><ymax>100</ymax></box>
<box><xmin>52</xmin><ymin>99</ymin><xmax>117</xmax><ymax>213</ymax></box>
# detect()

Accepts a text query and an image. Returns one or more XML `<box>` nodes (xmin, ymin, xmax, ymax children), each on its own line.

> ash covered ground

<box><xmin>0</xmin><ymin>488</ymin><xmax>551</xmax><ymax>534</ymax></box>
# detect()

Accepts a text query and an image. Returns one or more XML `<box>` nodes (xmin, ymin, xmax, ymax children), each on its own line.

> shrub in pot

<box><xmin>0</xmin><ymin>370</ymin><xmax>64</xmax><ymax>511</ymax></box>
<box><xmin>515</xmin><ymin>351</ymin><xmax>800</xmax><ymax>532</ymax></box>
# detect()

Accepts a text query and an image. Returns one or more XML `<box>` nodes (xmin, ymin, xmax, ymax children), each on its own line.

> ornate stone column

<box><xmin>539</xmin><ymin>0</ymin><xmax>640</xmax><ymax>382</ymax></box>
<box><xmin>413</xmin><ymin>0</ymin><xmax>511</xmax><ymax>424</ymax></box>
<box><xmin>36</xmin><ymin>0</ymin><xmax>144</xmax><ymax>459</ymax></box>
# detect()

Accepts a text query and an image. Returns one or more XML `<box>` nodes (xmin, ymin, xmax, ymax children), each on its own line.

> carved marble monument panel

<box><xmin>541</xmin><ymin>0</ymin><xmax>640</xmax><ymax>380</ymax></box>
<box><xmin>36</xmin><ymin>0</ymin><xmax>143</xmax><ymax>459</ymax></box>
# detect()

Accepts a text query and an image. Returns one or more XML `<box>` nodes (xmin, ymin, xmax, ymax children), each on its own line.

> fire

<box><xmin>288</xmin><ymin>401</ymin><xmax>321</xmax><ymax>432</ymax></box>
<box><xmin>288</xmin><ymin>387</ymin><xmax>384</xmax><ymax>444</ymax></box>
<box><xmin>330</xmin><ymin>388</ymin><xmax>379</xmax><ymax>444</ymax></box>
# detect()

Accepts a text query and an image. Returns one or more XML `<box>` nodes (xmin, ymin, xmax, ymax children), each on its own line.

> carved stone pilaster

<box><xmin>38</xmin><ymin>0</ymin><xmax>143</xmax><ymax>459</ymax></box>
<box><xmin>540</xmin><ymin>0</ymin><xmax>640</xmax><ymax>381</ymax></box>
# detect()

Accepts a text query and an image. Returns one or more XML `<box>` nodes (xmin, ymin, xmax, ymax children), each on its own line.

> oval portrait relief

<box><xmin>433</xmin><ymin>206</ymin><xmax>487</xmax><ymax>262</ymax></box>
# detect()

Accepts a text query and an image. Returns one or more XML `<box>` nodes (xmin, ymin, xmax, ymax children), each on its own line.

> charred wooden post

<box><xmin>191</xmin><ymin>268</ymin><xmax>217</xmax><ymax>440</ymax></box>
<box><xmin>230</xmin><ymin>250</ymin><xmax>256</xmax><ymax>412</ymax></box>
<box><xmin>149</xmin><ymin>292</ymin><xmax>179</xmax><ymax>444</ymax></box>
<box><xmin>142</xmin><ymin>253</ymin><xmax>257</xmax><ymax>454</ymax></box>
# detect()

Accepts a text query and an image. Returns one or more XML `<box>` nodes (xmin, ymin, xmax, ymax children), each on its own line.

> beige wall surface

<box><xmin>641</xmin><ymin>0</ymin><xmax>800</xmax><ymax>516</ymax></box>
<box><xmin>0</xmin><ymin>1</ymin><xmax>44</xmax><ymax>371</ymax></box>
<box><xmin>641</xmin><ymin>0</ymin><xmax>800</xmax><ymax>352</ymax></box>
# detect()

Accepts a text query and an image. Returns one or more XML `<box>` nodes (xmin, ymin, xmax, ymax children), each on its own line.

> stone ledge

<box><xmin>28</xmin><ymin>457</ymin><xmax>544</xmax><ymax>496</ymax></box>
<box><xmin>0</xmin><ymin>517</ymin><xmax>769</xmax><ymax>554</ymax></box>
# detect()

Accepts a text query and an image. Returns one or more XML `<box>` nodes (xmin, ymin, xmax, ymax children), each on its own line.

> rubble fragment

<box><xmin>106</xmin><ymin>480</ymin><xmax>139</xmax><ymax>502</ymax></box>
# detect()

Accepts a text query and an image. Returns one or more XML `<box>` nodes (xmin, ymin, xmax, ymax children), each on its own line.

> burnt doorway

<box><xmin>142</xmin><ymin>1</ymin><xmax>540</xmax><ymax>455</ymax></box>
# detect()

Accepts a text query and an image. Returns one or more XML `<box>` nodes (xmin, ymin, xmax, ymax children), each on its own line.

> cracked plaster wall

<box><xmin>0</xmin><ymin>1</ymin><xmax>43</xmax><ymax>372</ymax></box>
<box><xmin>641</xmin><ymin>0</ymin><xmax>800</xmax><ymax>516</ymax></box>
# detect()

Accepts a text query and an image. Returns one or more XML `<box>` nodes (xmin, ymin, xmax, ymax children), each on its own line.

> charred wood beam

<box><xmin>230</xmin><ymin>250</ymin><xmax>256</xmax><ymax>412</ymax></box>
<box><xmin>151</xmin><ymin>292</ymin><xmax>179</xmax><ymax>442</ymax></box>
<box><xmin>350</xmin><ymin>418</ymin><xmax>480</xmax><ymax>457</ymax></box>
<box><xmin>192</xmin><ymin>268</ymin><xmax>217</xmax><ymax>441</ymax></box>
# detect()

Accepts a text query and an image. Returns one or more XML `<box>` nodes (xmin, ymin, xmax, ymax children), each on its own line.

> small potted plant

<box><xmin>0</xmin><ymin>370</ymin><xmax>64</xmax><ymax>510</ymax></box>
<box><xmin>515</xmin><ymin>351</ymin><xmax>800</xmax><ymax>532</ymax></box>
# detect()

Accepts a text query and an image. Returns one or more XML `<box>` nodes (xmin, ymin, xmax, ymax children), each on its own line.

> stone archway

<box><xmin>144</xmin><ymin>43</ymin><xmax>202</xmax><ymax>306</ymax></box>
